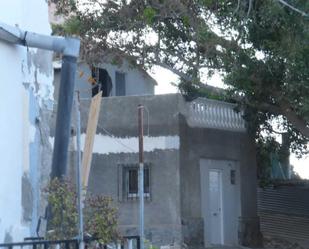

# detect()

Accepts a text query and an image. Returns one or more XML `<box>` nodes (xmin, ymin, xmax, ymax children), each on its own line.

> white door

<box><xmin>200</xmin><ymin>159</ymin><xmax>241</xmax><ymax>247</ymax></box>
<box><xmin>209</xmin><ymin>170</ymin><xmax>223</xmax><ymax>244</ymax></box>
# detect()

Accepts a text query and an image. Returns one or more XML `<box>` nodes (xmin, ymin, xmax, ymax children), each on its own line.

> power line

<box><xmin>55</xmin><ymin>95</ymin><xmax>150</xmax><ymax>153</ymax></box>
<box><xmin>96</xmin><ymin>123</ymin><xmax>136</xmax><ymax>153</ymax></box>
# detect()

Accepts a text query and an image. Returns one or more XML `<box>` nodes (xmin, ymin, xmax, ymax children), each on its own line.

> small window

<box><xmin>230</xmin><ymin>170</ymin><xmax>236</xmax><ymax>185</ymax></box>
<box><xmin>125</xmin><ymin>166</ymin><xmax>150</xmax><ymax>199</ymax></box>
<box><xmin>115</xmin><ymin>71</ymin><xmax>126</xmax><ymax>96</ymax></box>
<box><xmin>91</xmin><ymin>67</ymin><xmax>112</xmax><ymax>97</ymax></box>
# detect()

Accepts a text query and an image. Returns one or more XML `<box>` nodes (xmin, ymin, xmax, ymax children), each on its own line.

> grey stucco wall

<box><xmin>179</xmin><ymin>119</ymin><xmax>258</xmax><ymax>217</ymax></box>
<box><xmin>79</xmin><ymin>94</ymin><xmax>183</xmax><ymax>136</ymax></box>
<box><xmin>67</xmin><ymin>94</ymin><xmax>184</xmax><ymax>246</ymax></box>
<box><xmin>57</xmin><ymin>94</ymin><xmax>259</xmax><ymax>247</ymax></box>
<box><xmin>88</xmin><ymin>151</ymin><xmax>182</xmax><ymax>246</ymax></box>
<box><xmin>178</xmin><ymin>116</ymin><xmax>260</xmax><ymax>247</ymax></box>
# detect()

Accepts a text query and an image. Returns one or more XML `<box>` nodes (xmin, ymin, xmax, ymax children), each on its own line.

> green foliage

<box><xmin>178</xmin><ymin>79</ymin><xmax>225</xmax><ymax>102</ymax></box>
<box><xmin>256</xmin><ymin>137</ymin><xmax>280</xmax><ymax>187</ymax></box>
<box><xmin>144</xmin><ymin>239</ymin><xmax>160</xmax><ymax>249</ymax></box>
<box><xmin>63</xmin><ymin>16</ymin><xmax>82</xmax><ymax>35</ymax></box>
<box><xmin>45</xmin><ymin>178</ymin><xmax>78</xmax><ymax>239</ymax></box>
<box><xmin>84</xmin><ymin>196</ymin><xmax>118</xmax><ymax>244</ymax></box>
<box><xmin>51</xmin><ymin>17</ymin><xmax>82</xmax><ymax>36</ymax></box>
<box><xmin>45</xmin><ymin>178</ymin><xmax>118</xmax><ymax>242</ymax></box>
<box><xmin>51</xmin><ymin>0</ymin><xmax>309</xmax><ymax>154</ymax></box>
<box><xmin>143</xmin><ymin>7</ymin><xmax>157</xmax><ymax>25</ymax></box>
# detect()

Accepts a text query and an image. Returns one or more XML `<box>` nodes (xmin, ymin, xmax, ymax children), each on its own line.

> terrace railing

<box><xmin>185</xmin><ymin>98</ymin><xmax>246</xmax><ymax>132</ymax></box>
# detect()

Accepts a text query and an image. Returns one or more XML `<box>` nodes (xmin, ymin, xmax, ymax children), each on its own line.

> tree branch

<box><xmin>256</xmin><ymin>101</ymin><xmax>309</xmax><ymax>138</ymax></box>
<box><xmin>277</xmin><ymin>0</ymin><xmax>309</xmax><ymax>17</ymax></box>
<box><xmin>277</xmin><ymin>99</ymin><xmax>309</xmax><ymax>137</ymax></box>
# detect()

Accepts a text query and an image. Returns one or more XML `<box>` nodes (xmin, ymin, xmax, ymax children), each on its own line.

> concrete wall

<box><xmin>50</xmin><ymin>95</ymin><xmax>184</xmax><ymax>246</ymax></box>
<box><xmin>81</xmin><ymin>95</ymin><xmax>182</xmax><ymax>246</ymax></box>
<box><xmin>179</xmin><ymin>118</ymin><xmax>260</xmax><ymax>247</ymax></box>
<box><xmin>0</xmin><ymin>0</ymin><xmax>53</xmax><ymax>242</ymax></box>
<box><xmin>54</xmin><ymin>61</ymin><xmax>155</xmax><ymax>101</ymax></box>
<box><xmin>53</xmin><ymin>94</ymin><xmax>259</xmax><ymax>247</ymax></box>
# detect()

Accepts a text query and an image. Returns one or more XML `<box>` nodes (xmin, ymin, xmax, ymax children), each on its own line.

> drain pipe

<box><xmin>0</xmin><ymin>21</ymin><xmax>80</xmax><ymax>178</ymax></box>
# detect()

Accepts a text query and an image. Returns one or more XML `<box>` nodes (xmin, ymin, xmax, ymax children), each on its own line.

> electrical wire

<box><xmin>96</xmin><ymin>123</ymin><xmax>136</xmax><ymax>153</ymax></box>
<box><xmin>56</xmin><ymin>93</ymin><xmax>151</xmax><ymax>153</ymax></box>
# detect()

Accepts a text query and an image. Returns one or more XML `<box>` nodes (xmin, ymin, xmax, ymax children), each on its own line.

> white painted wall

<box><xmin>49</xmin><ymin>134</ymin><xmax>180</xmax><ymax>154</ymax></box>
<box><xmin>0</xmin><ymin>0</ymin><xmax>53</xmax><ymax>242</ymax></box>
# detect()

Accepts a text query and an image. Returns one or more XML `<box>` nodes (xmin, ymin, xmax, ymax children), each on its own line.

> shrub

<box><xmin>44</xmin><ymin>178</ymin><xmax>118</xmax><ymax>243</ymax></box>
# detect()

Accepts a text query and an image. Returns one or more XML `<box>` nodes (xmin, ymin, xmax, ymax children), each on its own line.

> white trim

<box><xmin>49</xmin><ymin>134</ymin><xmax>180</xmax><ymax>154</ymax></box>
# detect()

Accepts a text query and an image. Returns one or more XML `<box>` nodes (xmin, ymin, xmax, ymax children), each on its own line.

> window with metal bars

<box><xmin>125</xmin><ymin>166</ymin><xmax>150</xmax><ymax>200</ymax></box>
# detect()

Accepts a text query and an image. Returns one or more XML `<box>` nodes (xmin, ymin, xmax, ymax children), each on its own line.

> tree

<box><xmin>50</xmin><ymin>0</ymin><xmax>309</xmax><ymax>155</ymax></box>
<box><xmin>45</xmin><ymin>178</ymin><xmax>119</xmax><ymax>244</ymax></box>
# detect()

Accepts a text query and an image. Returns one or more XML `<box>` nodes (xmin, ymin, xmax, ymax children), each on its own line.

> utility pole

<box><xmin>75</xmin><ymin>91</ymin><xmax>84</xmax><ymax>249</ymax></box>
<box><xmin>138</xmin><ymin>104</ymin><xmax>144</xmax><ymax>249</ymax></box>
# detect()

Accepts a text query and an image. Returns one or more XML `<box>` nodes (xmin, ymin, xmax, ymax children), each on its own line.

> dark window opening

<box><xmin>230</xmin><ymin>170</ymin><xmax>236</xmax><ymax>185</ymax></box>
<box><xmin>128</xmin><ymin>169</ymin><xmax>138</xmax><ymax>194</ymax></box>
<box><xmin>115</xmin><ymin>71</ymin><xmax>126</xmax><ymax>96</ymax></box>
<box><xmin>127</xmin><ymin>167</ymin><xmax>150</xmax><ymax>199</ymax></box>
<box><xmin>91</xmin><ymin>67</ymin><xmax>112</xmax><ymax>97</ymax></box>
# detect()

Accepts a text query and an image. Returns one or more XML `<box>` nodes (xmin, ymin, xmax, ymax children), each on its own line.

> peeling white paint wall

<box><xmin>49</xmin><ymin>134</ymin><xmax>180</xmax><ymax>154</ymax></box>
<box><xmin>0</xmin><ymin>0</ymin><xmax>53</xmax><ymax>242</ymax></box>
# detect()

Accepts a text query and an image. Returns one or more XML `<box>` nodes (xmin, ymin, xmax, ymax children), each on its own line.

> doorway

<box><xmin>91</xmin><ymin>67</ymin><xmax>112</xmax><ymax>97</ymax></box>
<box><xmin>200</xmin><ymin>159</ymin><xmax>241</xmax><ymax>247</ymax></box>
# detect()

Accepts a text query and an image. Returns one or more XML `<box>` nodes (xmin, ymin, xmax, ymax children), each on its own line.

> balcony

<box><xmin>185</xmin><ymin>97</ymin><xmax>246</xmax><ymax>132</ymax></box>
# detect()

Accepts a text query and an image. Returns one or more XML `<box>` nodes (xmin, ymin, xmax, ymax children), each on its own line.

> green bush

<box><xmin>45</xmin><ymin>178</ymin><xmax>119</xmax><ymax>243</ymax></box>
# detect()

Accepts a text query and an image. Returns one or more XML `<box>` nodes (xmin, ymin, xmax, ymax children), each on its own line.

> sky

<box><xmin>150</xmin><ymin>66</ymin><xmax>309</xmax><ymax>179</ymax></box>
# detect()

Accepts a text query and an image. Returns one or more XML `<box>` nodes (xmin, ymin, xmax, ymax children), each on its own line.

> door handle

<box><xmin>213</xmin><ymin>212</ymin><xmax>218</xmax><ymax>216</ymax></box>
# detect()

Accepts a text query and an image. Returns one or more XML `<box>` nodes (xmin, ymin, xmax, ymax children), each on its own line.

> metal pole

<box><xmin>51</xmin><ymin>55</ymin><xmax>78</xmax><ymax>178</ymax></box>
<box><xmin>138</xmin><ymin>105</ymin><xmax>144</xmax><ymax>249</ymax></box>
<box><xmin>75</xmin><ymin>92</ymin><xmax>84</xmax><ymax>249</ymax></box>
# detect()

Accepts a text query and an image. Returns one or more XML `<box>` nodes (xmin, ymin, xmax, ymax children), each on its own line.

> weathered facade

<box><xmin>0</xmin><ymin>0</ymin><xmax>53</xmax><ymax>242</ymax></box>
<box><xmin>58</xmin><ymin>94</ymin><xmax>260</xmax><ymax>248</ymax></box>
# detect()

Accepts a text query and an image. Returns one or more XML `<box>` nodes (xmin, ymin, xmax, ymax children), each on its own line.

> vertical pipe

<box><xmin>138</xmin><ymin>105</ymin><xmax>144</xmax><ymax>249</ymax></box>
<box><xmin>75</xmin><ymin>92</ymin><xmax>84</xmax><ymax>249</ymax></box>
<box><xmin>51</xmin><ymin>55</ymin><xmax>77</xmax><ymax>178</ymax></box>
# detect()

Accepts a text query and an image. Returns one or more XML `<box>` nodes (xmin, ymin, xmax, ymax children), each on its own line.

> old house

<box><xmin>53</xmin><ymin>58</ymin><xmax>156</xmax><ymax>100</ymax></box>
<box><xmin>0</xmin><ymin>0</ymin><xmax>53</xmax><ymax>242</ymax></box>
<box><xmin>58</xmin><ymin>94</ymin><xmax>260</xmax><ymax>248</ymax></box>
<box><xmin>48</xmin><ymin>3</ymin><xmax>259</xmax><ymax>248</ymax></box>
<box><xmin>50</xmin><ymin>1</ymin><xmax>156</xmax><ymax>100</ymax></box>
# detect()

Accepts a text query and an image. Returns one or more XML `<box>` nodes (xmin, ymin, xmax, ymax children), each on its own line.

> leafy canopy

<box><xmin>51</xmin><ymin>0</ymin><xmax>309</xmax><ymax>155</ymax></box>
